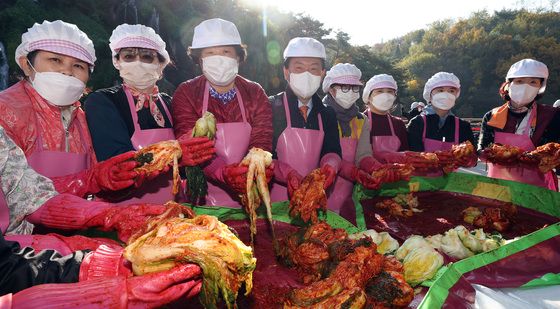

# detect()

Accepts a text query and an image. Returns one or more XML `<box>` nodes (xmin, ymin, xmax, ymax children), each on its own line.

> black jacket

<box><xmin>84</xmin><ymin>85</ymin><xmax>173</xmax><ymax>161</ymax></box>
<box><xmin>269</xmin><ymin>87</ymin><xmax>341</xmax><ymax>159</ymax></box>
<box><xmin>407</xmin><ymin>114</ymin><xmax>475</xmax><ymax>151</ymax></box>
<box><xmin>0</xmin><ymin>234</ymin><xmax>86</xmax><ymax>295</ymax></box>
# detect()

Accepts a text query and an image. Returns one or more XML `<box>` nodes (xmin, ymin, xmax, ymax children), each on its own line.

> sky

<box><xmin>243</xmin><ymin>0</ymin><xmax>549</xmax><ymax>45</ymax></box>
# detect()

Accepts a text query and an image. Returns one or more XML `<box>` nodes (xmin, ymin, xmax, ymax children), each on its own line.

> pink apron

<box><xmin>418</xmin><ymin>114</ymin><xmax>459</xmax><ymax>177</ymax></box>
<box><xmin>116</xmin><ymin>87</ymin><xmax>176</xmax><ymax>204</ymax></box>
<box><xmin>327</xmin><ymin>119</ymin><xmax>358</xmax><ymax>214</ymax></box>
<box><xmin>368</xmin><ymin>110</ymin><xmax>401</xmax><ymax>153</ymax></box>
<box><xmin>271</xmin><ymin>94</ymin><xmax>324</xmax><ymax>202</ymax></box>
<box><xmin>26</xmin><ymin>114</ymin><xmax>91</xmax><ymax>178</ymax></box>
<box><xmin>203</xmin><ymin>82</ymin><xmax>252</xmax><ymax>207</ymax></box>
<box><xmin>1</xmin><ymin>103</ymin><xmax>91</xmax><ymax>238</ymax></box>
<box><xmin>487</xmin><ymin>110</ymin><xmax>557</xmax><ymax>190</ymax></box>
<box><xmin>1</xmin><ymin>111</ymin><xmax>91</xmax><ymax>234</ymax></box>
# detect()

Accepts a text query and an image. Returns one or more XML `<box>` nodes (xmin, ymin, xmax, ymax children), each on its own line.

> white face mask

<box><xmin>118</xmin><ymin>61</ymin><xmax>162</xmax><ymax>90</ymax></box>
<box><xmin>334</xmin><ymin>89</ymin><xmax>359</xmax><ymax>109</ymax></box>
<box><xmin>29</xmin><ymin>63</ymin><xmax>85</xmax><ymax>107</ymax></box>
<box><xmin>431</xmin><ymin>92</ymin><xmax>456</xmax><ymax>110</ymax></box>
<box><xmin>289</xmin><ymin>72</ymin><xmax>322</xmax><ymax>100</ymax></box>
<box><xmin>202</xmin><ymin>55</ymin><xmax>238</xmax><ymax>86</ymax></box>
<box><xmin>371</xmin><ymin>93</ymin><xmax>396</xmax><ymax>112</ymax></box>
<box><xmin>508</xmin><ymin>83</ymin><xmax>539</xmax><ymax>107</ymax></box>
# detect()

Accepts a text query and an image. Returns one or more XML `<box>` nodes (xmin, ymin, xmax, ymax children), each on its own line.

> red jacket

<box><xmin>172</xmin><ymin>75</ymin><xmax>272</xmax><ymax>151</ymax></box>
<box><xmin>0</xmin><ymin>81</ymin><xmax>96</xmax><ymax>164</ymax></box>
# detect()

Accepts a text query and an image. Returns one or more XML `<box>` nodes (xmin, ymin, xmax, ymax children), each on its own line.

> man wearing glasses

<box><xmin>269</xmin><ymin>37</ymin><xmax>342</xmax><ymax>202</ymax></box>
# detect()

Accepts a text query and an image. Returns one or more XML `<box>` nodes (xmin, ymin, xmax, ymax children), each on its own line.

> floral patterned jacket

<box><xmin>0</xmin><ymin>125</ymin><xmax>56</xmax><ymax>235</ymax></box>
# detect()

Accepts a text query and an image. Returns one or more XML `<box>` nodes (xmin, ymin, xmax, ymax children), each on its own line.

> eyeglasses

<box><xmin>118</xmin><ymin>48</ymin><xmax>159</xmax><ymax>63</ymax></box>
<box><xmin>334</xmin><ymin>84</ymin><xmax>361</xmax><ymax>93</ymax></box>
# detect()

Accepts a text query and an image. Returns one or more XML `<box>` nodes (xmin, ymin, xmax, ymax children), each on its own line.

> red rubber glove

<box><xmin>222</xmin><ymin>164</ymin><xmax>249</xmax><ymax>194</ymax></box>
<box><xmin>92</xmin><ymin>203</ymin><xmax>191</xmax><ymax>243</ymax></box>
<box><xmin>8</xmin><ymin>264</ymin><xmax>202</xmax><ymax>309</ymax></box>
<box><xmin>134</xmin><ymin>165</ymin><xmax>170</xmax><ymax>188</ymax></box>
<box><xmin>27</xmin><ymin>194</ymin><xmax>191</xmax><ymax>243</ymax></box>
<box><xmin>287</xmin><ymin>170</ymin><xmax>303</xmax><ymax>198</ymax></box>
<box><xmin>457</xmin><ymin>152</ymin><xmax>478</xmax><ymax>168</ymax></box>
<box><xmin>221</xmin><ymin>163</ymin><xmax>274</xmax><ymax>194</ymax></box>
<box><xmin>354</xmin><ymin>168</ymin><xmax>381</xmax><ymax>190</ymax></box>
<box><xmin>93</xmin><ymin>151</ymin><xmax>139</xmax><ymax>191</ymax></box>
<box><xmin>320</xmin><ymin>164</ymin><xmax>336</xmax><ymax>189</ymax></box>
<box><xmin>51</xmin><ymin>151</ymin><xmax>138</xmax><ymax>197</ymax></box>
<box><xmin>178</xmin><ymin>135</ymin><xmax>215</xmax><ymax>167</ymax></box>
<box><xmin>434</xmin><ymin>151</ymin><xmax>454</xmax><ymax>167</ymax></box>
<box><xmin>373</xmin><ymin>151</ymin><xmax>407</xmax><ymax>164</ymax></box>
<box><xmin>358</xmin><ymin>156</ymin><xmax>383</xmax><ymax>174</ymax></box>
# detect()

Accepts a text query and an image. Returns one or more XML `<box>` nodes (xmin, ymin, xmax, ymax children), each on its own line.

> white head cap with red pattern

<box><xmin>322</xmin><ymin>63</ymin><xmax>362</xmax><ymax>93</ymax></box>
<box><xmin>109</xmin><ymin>24</ymin><xmax>170</xmax><ymax>68</ymax></box>
<box><xmin>15</xmin><ymin>20</ymin><xmax>96</xmax><ymax>71</ymax></box>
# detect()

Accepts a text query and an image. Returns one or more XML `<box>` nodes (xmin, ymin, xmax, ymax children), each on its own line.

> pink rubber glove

<box><xmin>6</xmin><ymin>264</ymin><xmax>202</xmax><ymax>309</ymax></box>
<box><xmin>51</xmin><ymin>151</ymin><xmax>138</xmax><ymax>197</ymax></box>
<box><xmin>26</xmin><ymin>194</ymin><xmax>189</xmax><ymax>243</ymax></box>
<box><xmin>79</xmin><ymin>245</ymin><xmax>131</xmax><ymax>281</ymax></box>
<box><xmin>4</xmin><ymin>234</ymin><xmax>121</xmax><ymax>257</ymax></box>
<box><xmin>178</xmin><ymin>135</ymin><xmax>215</xmax><ymax>167</ymax></box>
<box><xmin>338</xmin><ymin>159</ymin><xmax>357</xmax><ymax>182</ymax></box>
<box><xmin>287</xmin><ymin>170</ymin><xmax>303</xmax><ymax>199</ymax></box>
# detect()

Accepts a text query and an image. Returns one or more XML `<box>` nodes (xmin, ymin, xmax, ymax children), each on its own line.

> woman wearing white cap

<box><xmin>321</xmin><ymin>63</ymin><xmax>380</xmax><ymax>216</ymax></box>
<box><xmin>269</xmin><ymin>37</ymin><xmax>341</xmax><ymax>202</ymax></box>
<box><xmin>408</xmin><ymin>72</ymin><xmax>475</xmax><ymax>154</ymax></box>
<box><xmin>172</xmin><ymin>18</ymin><xmax>273</xmax><ymax>207</ymax></box>
<box><xmin>408</xmin><ymin>101</ymin><xmax>425</xmax><ymax>120</ymax></box>
<box><xmin>84</xmin><ymin>24</ymin><xmax>214</xmax><ymax>204</ymax></box>
<box><xmin>479</xmin><ymin>59</ymin><xmax>560</xmax><ymax>190</ymax></box>
<box><xmin>356</xmin><ymin>74</ymin><xmax>409</xmax><ymax>165</ymax></box>
<box><xmin>0</xmin><ymin>20</ymin><xmax>138</xmax><ymax>198</ymax></box>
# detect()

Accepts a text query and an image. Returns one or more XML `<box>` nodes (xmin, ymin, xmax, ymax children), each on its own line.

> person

<box><xmin>408</xmin><ymin>72</ymin><xmax>475</xmax><ymax>152</ymax></box>
<box><xmin>0</xmin><ymin>20</ymin><xmax>138</xmax><ymax>199</ymax></box>
<box><xmin>408</xmin><ymin>101</ymin><xmax>425</xmax><ymax>119</ymax></box>
<box><xmin>553</xmin><ymin>99</ymin><xmax>560</xmax><ymax>108</ymax></box>
<box><xmin>321</xmin><ymin>63</ymin><xmax>380</xmax><ymax>216</ymax></box>
<box><xmin>478</xmin><ymin>59</ymin><xmax>560</xmax><ymax>190</ymax></box>
<box><xmin>356</xmin><ymin>74</ymin><xmax>409</xmax><ymax>167</ymax></box>
<box><xmin>172</xmin><ymin>18</ymin><xmax>273</xmax><ymax>207</ymax></box>
<box><xmin>0</xmin><ymin>235</ymin><xmax>202</xmax><ymax>308</ymax></box>
<box><xmin>84</xmin><ymin>24</ymin><xmax>214</xmax><ymax>204</ymax></box>
<box><xmin>269</xmin><ymin>37</ymin><xmax>341</xmax><ymax>202</ymax></box>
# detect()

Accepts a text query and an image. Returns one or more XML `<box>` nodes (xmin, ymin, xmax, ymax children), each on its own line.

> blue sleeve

<box><xmin>84</xmin><ymin>92</ymin><xmax>134</xmax><ymax>161</ymax></box>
